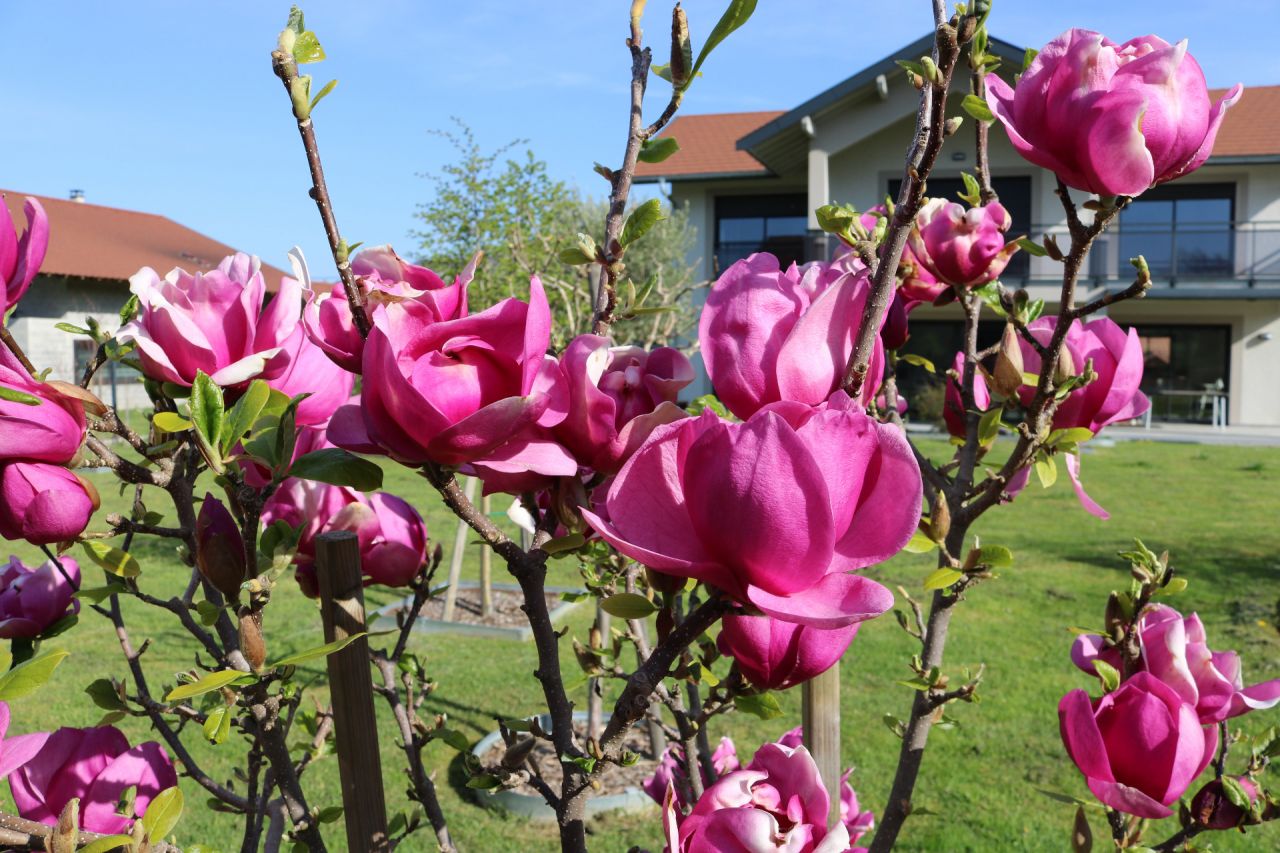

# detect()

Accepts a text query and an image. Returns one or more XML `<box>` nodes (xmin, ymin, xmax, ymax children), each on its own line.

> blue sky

<box><xmin>2</xmin><ymin>1</ymin><xmax>1274</xmax><ymax>279</ymax></box>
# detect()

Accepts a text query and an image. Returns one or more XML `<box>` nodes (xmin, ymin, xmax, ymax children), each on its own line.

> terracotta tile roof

<box><xmin>1</xmin><ymin>190</ymin><xmax>291</xmax><ymax>291</ymax></box>
<box><xmin>636</xmin><ymin>86</ymin><xmax>1280</xmax><ymax>180</ymax></box>
<box><xmin>1210</xmin><ymin>85</ymin><xmax>1280</xmax><ymax>158</ymax></box>
<box><xmin>634</xmin><ymin>111</ymin><xmax>783</xmax><ymax>180</ymax></box>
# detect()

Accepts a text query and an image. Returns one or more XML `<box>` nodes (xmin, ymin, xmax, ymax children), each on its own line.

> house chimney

<box><xmin>69</xmin><ymin>189</ymin><xmax>85</xmax><ymax>203</ymax></box>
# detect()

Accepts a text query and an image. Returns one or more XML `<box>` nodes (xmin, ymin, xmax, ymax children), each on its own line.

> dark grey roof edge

<box><xmin>736</xmin><ymin>33</ymin><xmax>1027</xmax><ymax>153</ymax></box>
<box><xmin>634</xmin><ymin>169</ymin><xmax>776</xmax><ymax>184</ymax></box>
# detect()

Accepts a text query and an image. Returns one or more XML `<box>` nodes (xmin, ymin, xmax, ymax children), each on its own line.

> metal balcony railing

<box><xmin>714</xmin><ymin>220</ymin><xmax>1280</xmax><ymax>291</ymax></box>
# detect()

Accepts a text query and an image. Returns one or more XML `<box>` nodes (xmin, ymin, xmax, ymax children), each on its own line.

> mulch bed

<box><xmin>389</xmin><ymin>586</ymin><xmax>562</xmax><ymax>629</ymax></box>
<box><xmin>480</xmin><ymin>720</ymin><xmax>659</xmax><ymax>798</ymax></box>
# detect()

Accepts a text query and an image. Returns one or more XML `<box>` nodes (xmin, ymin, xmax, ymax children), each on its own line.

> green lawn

<box><xmin>3</xmin><ymin>438</ymin><xmax>1279</xmax><ymax>852</ymax></box>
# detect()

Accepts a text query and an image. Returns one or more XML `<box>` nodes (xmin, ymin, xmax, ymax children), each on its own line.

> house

<box><xmin>2</xmin><ymin>190</ymin><xmax>291</xmax><ymax>409</ymax></box>
<box><xmin>637</xmin><ymin>35</ymin><xmax>1280</xmax><ymax>427</ymax></box>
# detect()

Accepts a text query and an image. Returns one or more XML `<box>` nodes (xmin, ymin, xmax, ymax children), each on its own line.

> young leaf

<box><xmin>310</xmin><ymin>78</ymin><xmax>339</xmax><ymax>110</ymax></box>
<box><xmin>203</xmin><ymin>705</ymin><xmax>233</xmax><ymax>745</ymax></box>
<box><xmin>899</xmin><ymin>353</ymin><xmax>936</xmax><ymax>373</ymax></box>
<box><xmin>75</xmin><ymin>583</ymin><xmax>128</xmax><ymax>604</ymax></box>
<box><xmin>977</xmin><ymin>407</ymin><xmax>1003</xmax><ymax>445</ymax></box>
<box><xmin>638</xmin><ymin>136</ymin><xmax>680</xmax><ymax>164</ymax></box>
<box><xmin>292</xmin><ymin>30</ymin><xmax>326</xmax><ymax>64</ymax></box>
<box><xmin>189</xmin><ymin>371</ymin><xmax>225</xmax><ymax>451</ymax></box>
<box><xmin>686</xmin><ymin>394</ymin><xmax>728</xmax><ymax>418</ymax></box>
<box><xmin>619</xmin><ymin>198</ymin><xmax>666</xmax><ymax>247</ymax></box>
<box><xmin>688</xmin><ymin>0</ymin><xmax>758</xmax><ymax>84</ymax></box>
<box><xmin>140</xmin><ymin>786</ymin><xmax>184</xmax><ymax>842</ymax></box>
<box><xmin>288</xmin><ymin>448</ymin><xmax>383</xmax><ymax>491</ymax></box>
<box><xmin>903</xmin><ymin>530</ymin><xmax>939</xmax><ymax>554</ymax></box>
<box><xmin>1034</xmin><ymin>455</ymin><xmax>1058</xmax><ymax>488</ymax></box>
<box><xmin>153</xmin><ymin>412</ymin><xmax>193</xmax><ymax>433</ymax></box>
<box><xmin>220</xmin><ymin>379</ymin><xmax>271</xmax><ymax>454</ymax></box>
<box><xmin>0</xmin><ymin>386</ymin><xmax>41</xmax><ymax>406</ymax></box>
<box><xmin>270</xmin><ymin>632</ymin><xmax>367</xmax><ymax>669</ymax></box>
<box><xmin>1017</xmin><ymin>237</ymin><xmax>1048</xmax><ymax>257</ymax></box>
<box><xmin>81</xmin><ymin>542</ymin><xmax>141</xmax><ymax>578</ymax></box>
<box><xmin>924</xmin><ymin>568</ymin><xmax>963</xmax><ymax>591</ymax></box>
<box><xmin>0</xmin><ymin>649</ymin><xmax>70</xmax><ymax>700</ymax></box>
<box><xmin>735</xmin><ymin>691</ymin><xmax>784</xmax><ymax>720</ymax></box>
<box><xmin>962</xmin><ymin>93</ymin><xmax>995</xmax><ymax>122</ymax></box>
<box><xmin>165</xmin><ymin>670</ymin><xmax>254</xmax><ymax>703</ymax></box>
<box><xmin>978</xmin><ymin>545</ymin><xmax>1014</xmax><ymax>569</ymax></box>
<box><xmin>85</xmin><ymin>678</ymin><xmax>126</xmax><ymax>711</ymax></box>
<box><xmin>1091</xmin><ymin>660</ymin><xmax>1121</xmax><ymax>693</ymax></box>
<box><xmin>599</xmin><ymin>593</ymin><xmax>659</xmax><ymax>620</ymax></box>
<box><xmin>79</xmin><ymin>836</ymin><xmax>136</xmax><ymax>853</ymax></box>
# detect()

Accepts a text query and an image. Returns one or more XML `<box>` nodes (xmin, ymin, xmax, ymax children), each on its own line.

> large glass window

<box><xmin>889</xmin><ymin>176</ymin><xmax>1033</xmax><ymax>281</ymax></box>
<box><xmin>714</xmin><ymin>194</ymin><xmax>808</xmax><ymax>271</ymax></box>
<box><xmin>1132</xmin><ymin>324</ymin><xmax>1230</xmax><ymax>422</ymax></box>
<box><xmin>1119</xmin><ymin>184</ymin><xmax>1235</xmax><ymax>280</ymax></box>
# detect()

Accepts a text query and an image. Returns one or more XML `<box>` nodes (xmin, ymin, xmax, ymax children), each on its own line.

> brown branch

<box><xmin>270</xmin><ymin>48</ymin><xmax>370</xmax><ymax>338</ymax></box>
<box><xmin>0</xmin><ymin>810</ymin><xmax>179</xmax><ymax>852</ymax></box>
<box><xmin>0</xmin><ymin>325</ymin><xmax>36</xmax><ymax>374</ymax></box>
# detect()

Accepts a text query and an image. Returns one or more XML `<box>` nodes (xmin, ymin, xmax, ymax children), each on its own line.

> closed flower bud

<box><xmin>1191</xmin><ymin>776</ymin><xmax>1259</xmax><ymax>829</ymax></box>
<box><xmin>990</xmin><ymin>323</ymin><xmax>1024</xmax><ymax>397</ymax></box>
<box><xmin>239</xmin><ymin>609</ymin><xmax>266</xmax><ymax>672</ymax></box>
<box><xmin>929</xmin><ymin>497</ymin><xmax>951</xmax><ymax>544</ymax></box>
<box><xmin>196</xmin><ymin>494</ymin><xmax>246</xmax><ymax>600</ymax></box>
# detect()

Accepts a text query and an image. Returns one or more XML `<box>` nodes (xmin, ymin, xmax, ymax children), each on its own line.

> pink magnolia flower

<box><xmin>1059</xmin><ymin>672</ymin><xmax>1215</xmax><ymax>818</ymax></box>
<box><xmin>986</xmin><ymin>29</ymin><xmax>1243</xmax><ymax>197</ymax></box>
<box><xmin>300</xmin><ymin>245</ymin><xmax>476</xmax><ymax>373</ymax></box>
<box><xmin>328</xmin><ymin>276</ymin><xmax>572</xmax><ymax>484</ymax></box>
<box><xmin>642</xmin><ymin>737</ymin><xmax>741</xmax><ymax>810</ymax></box>
<box><xmin>840</xmin><ymin>769</ymin><xmax>875</xmax><ymax>850</ymax></box>
<box><xmin>6</xmin><ymin>726</ymin><xmax>177</xmax><ymax>834</ymax></box>
<box><xmin>698</xmin><ymin>253</ymin><xmax>885</xmax><ymax>421</ymax></box>
<box><xmin>262</xmin><ymin>478</ymin><xmax>429</xmax><ymax>594</ymax></box>
<box><xmin>0</xmin><ymin>556</ymin><xmax>80</xmax><ymax>639</ymax></box>
<box><xmin>942</xmin><ymin>352</ymin><xmax>991</xmax><ymax>439</ymax></box>
<box><xmin>0</xmin><ymin>344</ymin><xmax>86</xmax><ymax>464</ymax></box>
<box><xmin>1017</xmin><ymin>316</ymin><xmax>1149</xmax><ymax>435</ymax></box>
<box><xmin>908</xmin><ymin>199</ymin><xmax>1018</xmax><ymax>289</ymax></box>
<box><xmin>854</xmin><ymin>205</ymin><xmax>946</xmax><ymax>303</ymax></box>
<box><xmin>1</xmin><ymin>196</ymin><xmax>48</xmax><ymax>318</ymax></box>
<box><xmin>583</xmin><ymin>392</ymin><xmax>920</xmax><ymax>629</ymax></box>
<box><xmin>717</xmin><ymin>613</ymin><xmax>858</xmax><ymax>691</ymax></box>
<box><xmin>1072</xmin><ymin>604</ymin><xmax>1280</xmax><ymax>724</ymax></box>
<box><xmin>663</xmin><ymin>742</ymin><xmax>851</xmax><ymax>853</ymax></box>
<box><xmin>0</xmin><ymin>462</ymin><xmax>95</xmax><ymax>545</ymax></box>
<box><xmin>0</xmin><ymin>702</ymin><xmax>48</xmax><ymax>781</ymax></box>
<box><xmin>266</xmin><ymin>326</ymin><xmax>355</xmax><ymax>427</ymax></box>
<box><xmin>118</xmin><ymin>253</ymin><xmax>301</xmax><ymax>388</ymax></box>
<box><xmin>554</xmin><ymin>335</ymin><xmax>694</xmax><ymax>474</ymax></box>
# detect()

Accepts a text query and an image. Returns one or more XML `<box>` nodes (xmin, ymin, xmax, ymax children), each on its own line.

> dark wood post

<box><xmin>315</xmin><ymin>530</ymin><xmax>390</xmax><ymax>852</ymax></box>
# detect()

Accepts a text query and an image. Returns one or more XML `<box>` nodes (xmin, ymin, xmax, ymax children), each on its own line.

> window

<box><xmin>1119</xmin><ymin>184</ymin><xmax>1235</xmax><ymax>280</ymax></box>
<box><xmin>75</xmin><ymin>337</ymin><xmax>142</xmax><ymax>390</ymax></box>
<box><xmin>713</xmin><ymin>194</ymin><xmax>809</xmax><ymax>272</ymax></box>
<box><xmin>1133</xmin><ymin>324</ymin><xmax>1230</xmax><ymax>423</ymax></box>
<box><xmin>889</xmin><ymin>176</ymin><xmax>1033</xmax><ymax>281</ymax></box>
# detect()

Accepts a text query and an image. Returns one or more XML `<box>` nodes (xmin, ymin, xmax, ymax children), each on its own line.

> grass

<box><xmin>3</xmin><ymin>437</ymin><xmax>1280</xmax><ymax>852</ymax></box>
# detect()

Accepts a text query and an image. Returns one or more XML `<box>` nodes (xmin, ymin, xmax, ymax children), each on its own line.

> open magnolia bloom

<box><xmin>0</xmin><ymin>195</ymin><xmax>48</xmax><ymax>316</ymax></box>
<box><xmin>583</xmin><ymin>391</ymin><xmax>921</xmax><ymax>629</ymax></box>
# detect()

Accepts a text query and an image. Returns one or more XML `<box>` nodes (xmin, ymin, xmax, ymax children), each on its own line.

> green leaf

<box><xmin>288</xmin><ymin>448</ymin><xmax>383</xmax><ymax>491</ymax></box>
<box><xmin>1034</xmin><ymin>455</ymin><xmax>1057</xmax><ymax>488</ymax></box>
<box><xmin>203</xmin><ymin>704</ymin><xmax>233</xmax><ymax>745</ymax></box>
<box><xmin>687</xmin><ymin>394</ymin><xmax>728</xmax><ymax>418</ymax></box>
<box><xmin>899</xmin><ymin>353</ymin><xmax>936</xmax><ymax>373</ymax></box>
<box><xmin>141</xmin><ymin>785</ymin><xmax>184</xmax><ymax>841</ymax></box>
<box><xmin>959</xmin><ymin>172</ymin><xmax>981</xmax><ymax>205</ymax></box>
<box><xmin>896</xmin><ymin>59</ymin><xmax>925</xmax><ymax>77</ymax></box>
<box><xmin>119</xmin><ymin>293</ymin><xmax>140</xmax><ymax>325</ymax></box>
<box><xmin>54</xmin><ymin>322</ymin><xmax>92</xmax><ymax>335</ymax></box>
<box><xmin>962</xmin><ymin>93</ymin><xmax>994</xmax><ymax>122</ymax></box>
<box><xmin>1048</xmin><ymin>427</ymin><xmax>1096</xmax><ymax>446</ymax></box>
<box><xmin>165</xmin><ymin>669</ymin><xmax>254</xmax><ymax>703</ymax></box>
<box><xmin>292</xmin><ymin>30</ymin><xmax>326</xmax><ymax>64</ymax></box>
<box><xmin>924</xmin><ymin>568</ymin><xmax>963</xmax><ymax>591</ymax></box>
<box><xmin>977</xmin><ymin>407</ymin><xmax>1002</xmax><ymax>445</ymax></box>
<box><xmin>638</xmin><ymin>136</ymin><xmax>681</xmax><ymax>164</ymax></box>
<box><xmin>903</xmin><ymin>530</ymin><xmax>939</xmax><ymax>554</ymax></box>
<box><xmin>979</xmin><ymin>545</ymin><xmax>1014</xmax><ymax>569</ymax></box>
<box><xmin>651</xmin><ymin>62</ymin><xmax>673</xmax><ymax>82</ymax></box>
<box><xmin>1220</xmin><ymin>775</ymin><xmax>1253</xmax><ymax>809</ymax></box>
<box><xmin>619</xmin><ymin>198</ymin><xmax>665</xmax><ymax>247</ymax></box>
<box><xmin>599</xmin><ymin>593</ymin><xmax>659</xmax><ymax>620</ymax></box>
<box><xmin>196</xmin><ymin>600</ymin><xmax>223</xmax><ymax>626</ymax></box>
<box><xmin>897</xmin><ymin>677</ymin><xmax>933</xmax><ymax>691</ymax></box>
<box><xmin>81</xmin><ymin>542</ymin><xmax>141</xmax><ymax>578</ymax></box>
<box><xmin>434</xmin><ymin>728</ymin><xmax>471</xmax><ymax>752</ymax></box>
<box><xmin>86</xmin><ymin>678</ymin><xmax>126</xmax><ymax>711</ymax></box>
<box><xmin>558</xmin><ymin>247</ymin><xmax>594</xmax><ymax>265</ymax></box>
<box><xmin>0</xmin><ymin>649</ymin><xmax>70</xmax><ymax>701</ymax></box>
<box><xmin>190</xmin><ymin>371</ymin><xmax>225</xmax><ymax>451</ymax></box>
<box><xmin>220</xmin><ymin>379</ymin><xmax>271</xmax><ymax>454</ymax></box>
<box><xmin>689</xmin><ymin>0</ymin><xmax>757</xmax><ymax>84</ymax></box>
<box><xmin>735</xmin><ymin>691</ymin><xmax>784</xmax><ymax>720</ymax></box>
<box><xmin>310</xmin><ymin>78</ymin><xmax>339</xmax><ymax>110</ymax></box>
<box><xmin>0</xmin><ymin>386</ymin><xmax>41</xmax><ymax>406</ymax></box>
<box><xmin>1092</xmin><ymin>660</ymin><xmax>1121</xmax><ymax>693</ymax></box>
<box><xmin>1017</xmin><ymin>237</ymin><xmax>1048</xmax><ymax>257</ymax></box>
<box><xmin>75</xmin><ymin>582</ymin><xmax>128</xmax><ymax>604</ymax></box>
<box><xmin>153</xmin><ymin>411</ymin><xmax>193</xmax><ymax>433</ymax></box>
<box><xmin>316</xmin><ymin>805</ymin><xmax>344</xmax><ymax>824</ymax></box>
<box><xmin>1022</xmin><ymin>47</ymin><xmax>1039</xmax><ymax>72</ymax></box>
<box><xmin>1160</xmin><ymin>577</ymin><xmax>1189</xmax><ymax>596</ymax></box>
<box><xmin>79</xmin><ymin>835</ymin><xmax>135</xmax><ymax>853</ymax></box>
<box><xmin>271</xmin><ymin>632</ymin><xmax>367</xmax><ymax>669</ymax></box>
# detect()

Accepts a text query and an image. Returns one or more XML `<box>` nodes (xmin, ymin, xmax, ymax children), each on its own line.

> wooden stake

<box><xmin>480</xmin><ymin>494</ymin><xmax>493</xmax><ymax>618</ymax></box>
<box><xmin>441</xmin><ymin>476</ymin><xmax>478</xmax><ymax>622</ymax></box>
<box><xmin>315</xmin><ymin>531</ymin><xmax>390</xmax><ymax>852</ymax></box>
<box><xmin>802</xmin><ymin>663</ymin><xmax>842</xmax><ymax>822</ymax></box>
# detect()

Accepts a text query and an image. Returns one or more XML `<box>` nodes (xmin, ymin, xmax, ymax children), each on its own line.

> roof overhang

<box><xmin>634</xmin><ymin>169</ymin><xmax>777</xmax><ymax>185</ymax></box>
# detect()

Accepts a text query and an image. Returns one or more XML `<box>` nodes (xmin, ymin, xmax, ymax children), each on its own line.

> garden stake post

<box><xmin>441</xmin><ymin>475</ymin><xmax>479</xmax><ymax>621</ymax></box>
<box><xmin>802</xmin><ymin>667</ymin><xmax>842</xmax><ymax>820</ymax></box>
<box><xmin>315</xmin><ymin>531</ymin><xmax>390</xmax><ymax>853</ymax></box>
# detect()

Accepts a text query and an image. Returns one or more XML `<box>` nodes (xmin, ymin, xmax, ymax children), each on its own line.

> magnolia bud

<box><xmin>929</xmin><ymin>497</ymin><xmax>951</xmax><ymax>544</ymax></box>
<box><xmin>1052</xmin><ymin>345</ymin><xmax>1076</xmax><ymax>385</ymax></box>
<box><xmin>197</xmin><ymin>494</ymin><xmax>248</xmax><ymax>600</ymax></box>
<box><xmin>1191</xmin><ymin>777</ymin><xmax>1259</xmax><ymax>829</ymax></box>
<box><xmin>880</xmin><ymin>292</ymin><xmax>910</xmax><ymax>351</ymax></box>
<box><xmin>50</xmin><ymin>799</ymin><xmax>79</xmax><ymax>853</ymax></box>
<box><xmin>239</xmin><ymin>609</ymin><xmax>267</xmax><ymax>672</ymax></box>
<box><xmin>990</xmin><ymin>323</ymin><xmax>1025</xmax><ymax>397</ymax></box>
<box><xmin>669</xmin><ymin>5</ymin><xmax>692</xmax><ymax>89</ymax></box>
<box><xmin>645</xmin><ymin>567</ymin><xmax>684</xmax><ymax>595</ymax></box>
<box><xmin>553</xmin><ymin>477</ymin><xmax>589</xmax><ymax>535</ymax></box>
